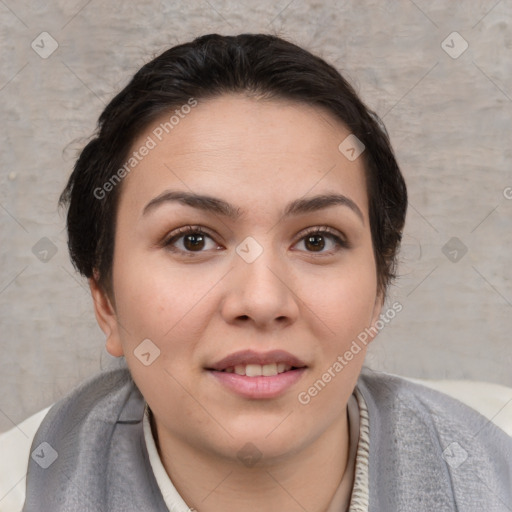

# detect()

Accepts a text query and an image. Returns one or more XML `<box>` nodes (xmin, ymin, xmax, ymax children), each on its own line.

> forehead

<box><xmin>117</xmin><ymin>94</ymin><xmax>369</xmax><ymax>221</ymax></box>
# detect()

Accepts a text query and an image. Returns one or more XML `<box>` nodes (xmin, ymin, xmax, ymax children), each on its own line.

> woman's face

<box><xmin>93</xmin><ymin>94</ymin><xmax>382</xmax><ymax>462</ymax></box>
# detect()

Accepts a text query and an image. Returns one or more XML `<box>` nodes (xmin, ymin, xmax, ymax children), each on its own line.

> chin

<box><xmin>212</xmin><ymin>433</ymin><xmax>305</xmax><ymax>468</ymax></box>
<box><xmin>217</xmin><ymin>417</ymin><xmax>312</xmax><ymax>461</ymax></box>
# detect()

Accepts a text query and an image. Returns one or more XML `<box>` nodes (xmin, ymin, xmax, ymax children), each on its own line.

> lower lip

<box><xmin>209</xmin><ymin>368</ymin><xmax>306</xmax><ymax>399</ymax></box>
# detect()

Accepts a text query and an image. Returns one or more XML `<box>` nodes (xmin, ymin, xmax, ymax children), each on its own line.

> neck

<box><xmin>150</xmin><ymin>408</ymin><xmax>352</xmax><ymax>512</ymax></box>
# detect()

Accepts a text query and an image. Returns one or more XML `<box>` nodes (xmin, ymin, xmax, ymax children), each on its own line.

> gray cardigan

<box><xmin>22</xmin><ymin>367</ymin><xmax>512</xmax><ymax>511</ymax></box>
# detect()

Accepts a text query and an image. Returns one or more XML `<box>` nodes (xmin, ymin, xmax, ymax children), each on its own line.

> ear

<box><xmin>89</xmin><ymin>274</ymin><xmax>124</xmax><ymax>357</ymax></box>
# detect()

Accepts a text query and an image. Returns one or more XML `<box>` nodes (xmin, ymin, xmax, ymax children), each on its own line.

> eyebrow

<box><xmin>142</xmin><ymin>190</ymin><xmax>364</xmax><ymax>224</ymax></box>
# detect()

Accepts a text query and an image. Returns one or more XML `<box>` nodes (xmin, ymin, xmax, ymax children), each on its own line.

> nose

<box><xmin>220</xmin><ymin>244</ymin><xmax>300</xmax><ymax>330</ymax></box>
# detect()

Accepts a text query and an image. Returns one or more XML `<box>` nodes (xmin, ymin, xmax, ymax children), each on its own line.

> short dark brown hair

<box><xmin>59</xmin><ymin>33</ymin><xmax>407</xmax><ymax>300</ymax></box>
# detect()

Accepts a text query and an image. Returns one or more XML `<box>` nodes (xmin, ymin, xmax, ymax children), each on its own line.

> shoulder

<box><xmin>401</xmin><ymin>374</ymin><xmax>512</xmax><ymax>437</ymax></box>
<box><xmin>357</xmin><ymin>369</ymin><xmax>512</xmax><ymax>508</ymax></box>
<box><xmin>0</xmin><ymin>367</ymin><xmax>133</xmax><ymax>512</ymax></box>
<box><xmin>358</xmin><ymin>368</ymin><xmax>512</xmax><ymax>437</ymax></box>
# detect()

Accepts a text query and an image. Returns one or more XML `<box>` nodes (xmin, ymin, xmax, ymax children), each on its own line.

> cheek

<box><xmin>111</xmin><ymin>251</ymin><xmax>220</xmax><ymax>352</ymax></box>
<box><xmin>297</xmin><ymin>255</ymin><xmax>377</xmax><ymax>339</ymax></box>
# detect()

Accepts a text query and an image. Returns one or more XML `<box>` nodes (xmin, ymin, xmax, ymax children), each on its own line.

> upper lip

<box><xmin>208</xmin><ymin>350</ymin><xmax>307</xmax><ymax>371</ymax></box>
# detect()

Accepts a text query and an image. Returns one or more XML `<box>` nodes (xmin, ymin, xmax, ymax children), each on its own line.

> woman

<box><xmin>2</xmin><ymin>33</ymin><xmax>511</xmax><ymax>512</ymax></box>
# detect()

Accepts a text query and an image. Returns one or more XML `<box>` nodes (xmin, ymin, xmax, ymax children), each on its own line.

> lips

<box><xmin>206</xmin><ymin>350</ymin><xmax>308</xmax><ymax>399</ymax></box>
<box><xmin>207</xmin><ymin>349</ymin><xmax>307</xmax><ymax>372</ymax></box>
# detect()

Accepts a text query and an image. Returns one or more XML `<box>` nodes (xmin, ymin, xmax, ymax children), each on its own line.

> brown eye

<box><xmin>183</xmin><ymin>233</ymin><xmax>206</xmax><ymax>251</ymax></box>
<box><xmin>304</xmin><ymin>234</ymin><xmax>326</xmax><ymax>252</ymax></box>
<box><xmin>294</xmin><ymin>228</ymin><xmax>348</xmax><ymax>254</ymax></box>
<box><xmin>163</xmin><ymin>226</ymin><xmax>219</xmax><ymax>254</ymax></box>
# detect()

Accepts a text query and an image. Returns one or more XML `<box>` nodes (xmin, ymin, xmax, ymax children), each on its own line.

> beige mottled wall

<box><xmin>1</xmin><ymin>0</ymin><xmax>511</xmax><ymax>432</ymax></box>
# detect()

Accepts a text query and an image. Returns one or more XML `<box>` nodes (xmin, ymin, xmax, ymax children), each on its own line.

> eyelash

<box><xmin>161</xmin><ymin>225</ymin><xmax>349</xmax><ymax>256</ymax></box>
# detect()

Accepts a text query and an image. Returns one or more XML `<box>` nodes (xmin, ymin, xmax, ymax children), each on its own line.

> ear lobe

<box><xmin>89</xmin><ymin>275</ymin><xmax>124</xmax><ymax>357</ymax></box>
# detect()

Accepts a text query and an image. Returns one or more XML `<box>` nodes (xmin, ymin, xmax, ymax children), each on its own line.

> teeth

<box><xmin>225</xmin><ymin>363</ymin><xmax>293</xmax><ymax>376</ymax></box>
<box><xmin>262</xmin><ymin>363</ymin><xmax>277</xmax><ymax>376</ymax></box>
<box><xmin>246</xmin><ymin>364</ymin><xmax>262</xmax><ymax>377</ymax></box>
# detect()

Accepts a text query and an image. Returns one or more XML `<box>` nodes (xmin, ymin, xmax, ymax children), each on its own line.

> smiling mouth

<box><xmin>207</xmin><ymin>351</ymin><xmax>307</xmax><ymax>398</ymax></box>
<box><xmin>206</xmin><ymin>349</ymin><xmax>308</xmax><ymax>387</ymax></box>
